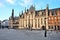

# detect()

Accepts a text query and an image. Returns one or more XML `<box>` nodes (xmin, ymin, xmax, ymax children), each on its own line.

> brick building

<box><xmin>48</xmin><ymin>8</ymin><xmax>60</xmax><ymax>30</ymax></box>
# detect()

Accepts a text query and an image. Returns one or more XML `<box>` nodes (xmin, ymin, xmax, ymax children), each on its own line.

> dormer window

<box><xmin>29</xmin><ymin>5</ymin><xmax>35</xmax><ymax>12</ymax></box>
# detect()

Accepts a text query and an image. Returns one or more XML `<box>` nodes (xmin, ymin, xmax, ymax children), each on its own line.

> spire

<box><xmin>46</xmin><ymin>4</ymin><xmax>49</xmax><ymax>16</ymax></box>
<box><xmin>34</xmin><ymin>4</ymin><xmax>35</xmax><ymax>9</ymax></box>
<box><xmin>27</xmin><ymin>9</ymin><xmax>28</xmax><ymax>12</ymax></box>
<box><xmin>12</xmin><ymin>9</ymin><xmax>14</xmax><ymax>18</ymax></box>
<box><xmin>25</xmin><ymin>7</ymin><xmax>26</xmax><ymax>13</ymax></box>
<box><xmin>29</xmin><ymin>4</ymin><xmax>35</xmax><ymax>11</ymax></box>
<box><xmin>46</xmin><ymin>4</ymin><xmax>49</xmax><ymax>10</ymax></box>
<box><xmin>22</xmin><ymin>10</ymin><xmax>23</xmax><ymax>15</ymax></box>
<box><xmin>12</xmin><ymin>9</ymin><xmax>14</xmax><ymax>20</ymax></box>
<box><xmin>19</xmin><ymin>12</ymin><xmax>21</xmax><ymax>17</ymax></box>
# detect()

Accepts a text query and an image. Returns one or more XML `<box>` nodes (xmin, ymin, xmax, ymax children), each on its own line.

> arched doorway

<box><xmin>42</xmin><ymin>26</ymin><xmax>45</xmax><ymax>30</ymax></box>
<box><xmin>55</xmin><ymin>26</ymin><xmax>56</xmax><ymax>30</ymax></box>
<box><xmin>58</xmin><ymin>26</ymin><xmax>60</xmax><ymax>30</ymax></box>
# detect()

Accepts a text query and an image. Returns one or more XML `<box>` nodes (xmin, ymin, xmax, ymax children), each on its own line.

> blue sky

<box><xmin>0</xmin><ymin>0</ymin><xmax>60</xmax><ymax>21</ymax></box>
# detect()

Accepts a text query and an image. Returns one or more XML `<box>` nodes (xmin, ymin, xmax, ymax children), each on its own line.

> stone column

<box><xmin>26</xmin><ymin>19</ymin><xmax>28</xmax><ymax>28</ymax></box>
<box><xmin>24</xmin><ymin>19</ymin><xmax>26</xmax><ymax>29</ymax></box>
<box><xmin>19</xmin><ymin>19</ymin><xmax>20</xmax><ymax>28</ymax></box>
<box><xmin>46</xmin><ymin>18</ymin><xmax>48</xmax><ymax>30</ymax></box>
<box><xmin>33</xmin><ymin>19</ymin><xmax>35</xmax><ymax>29</ymax></box>
<box><xmin>39</xmin><ymin>18</ymin><xmax>41</xmax><ymax>29</ymax></box>
<box><xmin>11</xmin><ymin>20</ymin><xmax>13</xmax><ymax>28</ymax></box>
<box><xmin>20</xmin><ymin>19</ymin><xmax>22</xmax><ymax>29</ymax></box>
<box><xmin>56</xmin><ymin>26</ymin><xmax>58</xmax><ymax>31</ymax></box>
<box><xmin>21</xmin><ymin>19</ymin><xmax>23</xmax><ymax>27</ymax></box>
<box><xmin>38</xmin><ymin>18</ymin><xmax>39</xmax><ymax>28</ymax></box>
<box><xmin>37</xmin><ymin>18</ymin><xmax>38</xmax><ymax>29</ymax></box>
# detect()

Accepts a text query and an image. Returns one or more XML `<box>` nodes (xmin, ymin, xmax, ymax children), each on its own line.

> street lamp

<box><xmin>44</xmin><ymin>18</ymin><xmax>47</xmax><ymax>37</ymax></box>
<box><xmin>1</xmin><ymin>21</ymin><xmax>2</xmax><ymax>29</ymax></box>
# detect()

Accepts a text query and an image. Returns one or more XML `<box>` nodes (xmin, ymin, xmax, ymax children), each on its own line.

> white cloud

<box><xmin>0</xmin><ymin>2</ymin><xmax>4</xmax><ymax>7</ymax></box>
<box><xmin>19</xmin><ymin>0</ymin><xmax>33</xmax><ymax>7</ymax></box>
<box><xmin>6</xmin><ymin>0</ymin><xmax>16</xmax><ymax>4</ymax></box>
<box><xmin>23</xmin><ymin>0</ymin><xmax>31</xmax><ymax>4</ymax></box>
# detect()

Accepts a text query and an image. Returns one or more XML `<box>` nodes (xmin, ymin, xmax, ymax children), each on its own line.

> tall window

<box><xmin>41</xmin><ymin>18</ymin><xmax>42</xmax><ymax>24</ymax></box>
<box><xmin>48</xmin><ymin>26</ymin><xmax>50</xmax><ymax>29</ymax></box>
<box><xmin>38</xmin><ymin>19</ymin><xmax>40</xmax><ymax>28</ymax></box>
<box><xmin>35</xmin><ymin>19</ymin><xmax>37</xmax><ymax>28</ymax></box>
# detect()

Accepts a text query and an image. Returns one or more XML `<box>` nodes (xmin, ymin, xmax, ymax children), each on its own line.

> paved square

<box><xmin>0</xmin><ymin>29</ymin><xmax>60</xmax><ymax>40</ymax></box>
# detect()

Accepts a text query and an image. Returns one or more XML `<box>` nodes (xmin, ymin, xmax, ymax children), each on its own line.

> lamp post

<box><xmin>1</xmin><ymin>21</ymin><xmax>2</xmax><ymax>29</ymax></box>
<box><xmin>44</xmin><ymin>18</ymin><xmax>47</xmax><ymax>37</ymax></box>
<box><xmin>0</xmin><ymin>21</ymin><xmax>1</xmax><ymax>28</ymax></box>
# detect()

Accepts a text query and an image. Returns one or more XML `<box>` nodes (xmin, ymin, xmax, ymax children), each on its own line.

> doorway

<box><xmin>55</xmin><ymin>26</ymin><xmax>56</xmax><ymax>30</ymax></box>
<box><xmin>58</xmin><ymin>26</ymin><xmax>60</xmax><ymax>30</ymax></box>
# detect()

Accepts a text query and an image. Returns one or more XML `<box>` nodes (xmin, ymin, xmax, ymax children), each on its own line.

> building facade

<box><xmin>9</xmin><ymin>4</ymin><xmax>60</xmax><ymax>30</ymax></box>
<box><xmin>48</xmin><ymin>8</ymin><xmax>60</xmax><ymax>30</ymax></box>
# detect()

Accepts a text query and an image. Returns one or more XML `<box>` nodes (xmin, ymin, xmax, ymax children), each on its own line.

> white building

<box><xmin>1</xmin><ymin>20</ymin><xmax>9</xmax><ymax>28</ymax></box>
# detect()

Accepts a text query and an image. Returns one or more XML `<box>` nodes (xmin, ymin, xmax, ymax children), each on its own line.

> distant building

<box><xmin>1</xmin><ymin>20</ymin><xmax>9</xmax><ymax>28</ymax></box>
<box><xmin>9</xmin><ymin>4</ymin><xmax>60</xmax><ymax>30</ymax></box>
